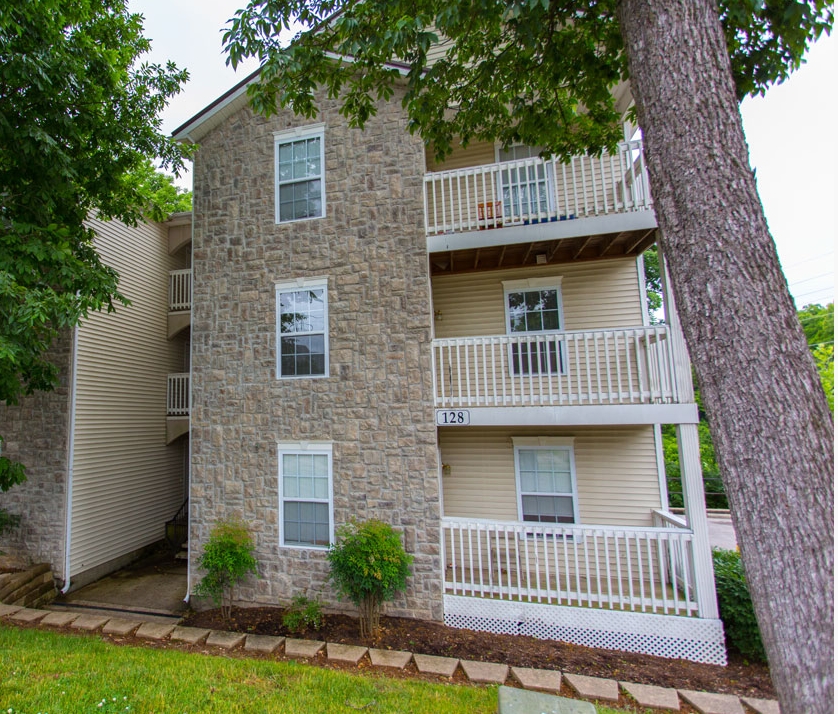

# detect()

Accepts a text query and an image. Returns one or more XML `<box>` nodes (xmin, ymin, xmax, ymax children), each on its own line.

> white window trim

<box><xmin>512</xmin><ymin>437</ymin><xmax>579</xmax><ymax>525</ymax></box>
<box><xmin>275</xmin><ymin>277</ymin><xmax>330</xmax><ymax>380</ymax></box>
<box><xmin>278</xmin><ymin>441</ymin><xmax>334</xmax><ymax>550</ymax></box>
<box><xmin>502</xmin><ymin>276</ymin><xmax>564</xmax><ymax>291</ymax></box>
<box><xmin>274</xmin><ymin>123</ymin><xmax>326</xmax><ymax>224</ymax></box>
<box><xmin>502</xmin><ymin>278</ymin><xmax>566</xmax><ymax>377</ymax></box>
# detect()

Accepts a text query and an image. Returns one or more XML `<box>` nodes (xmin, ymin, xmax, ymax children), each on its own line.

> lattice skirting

<box><xmin>443</xmin><ymin>595</ymin><xmax>727</xmax><ymax>665</ymax></box>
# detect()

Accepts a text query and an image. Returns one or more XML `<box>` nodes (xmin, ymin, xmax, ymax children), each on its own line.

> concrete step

<box><xmin>47</xmin><ymin>601</ymin><xmax>183</xmax><ymax>625</ymax></box>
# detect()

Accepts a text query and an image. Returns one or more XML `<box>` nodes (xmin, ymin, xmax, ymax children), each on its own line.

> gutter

<box><xmin>60</xmin><ymin>325</ymin><xmax>81</xmax><ymax>594</ymax></box>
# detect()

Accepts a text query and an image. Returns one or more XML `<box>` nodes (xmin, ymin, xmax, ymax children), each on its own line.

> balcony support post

<box><xmin>659</xmin><ymin>247</ymin><xmax>694</xmax><ymax>401</ymax></box>
<box><xmin>676</xmin><ymin>423</ymin><xmax>719</xmax><ymax>619</ymax></box>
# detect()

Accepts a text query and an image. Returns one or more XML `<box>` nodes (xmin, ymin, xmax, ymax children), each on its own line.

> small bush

<box><xmin>713</xmin><ymin>548</ymin><xmax>765</xmax><ymax>662</ymax></box>
<box><xmin>328</xmin><ymin>518</ymin><xmax>413</xmax><ymax>639</ymax></box>
<box><xmin>282</xmin><ymin>594</ymin><xmax>323</xmax><ymax>633</ymax></box>
<box><xmin>193</xmin><ymin>518</ymin><xmax>258</xmax><ymax>621</ymax></box>
<box><xmin>0</xmin><ymin>508</ymin><xmax>21</xmax><ymax>537</ymax></box>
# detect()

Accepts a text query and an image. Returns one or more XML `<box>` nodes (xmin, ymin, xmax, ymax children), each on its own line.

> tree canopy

<box><xmin>0</xmin><ymin>0</ymin><xmax>191</xmax><ymax>407</ymax></box>
<box><xmin>0</xmin><ymin>1</ymin><xmax>191</xmax><ymax>499</ymax></box>
<box><xmin>131</xmin><ymin>160</ymin><xmax>194</xmax><ymax>222</ymax></box>
<box><xmin>798</xmin><ymin>301</ymin><xmax>834</xmax><ymax>348</ymax></box>
<box><xmin>224</xmin><ymin>0</ymin><xmax>831</xmax><ymax>160</ymax></box>
<box><xmin>798</xmin><ymin>303</ymin><xmax>834</xmax><ymax>410</ymax></box>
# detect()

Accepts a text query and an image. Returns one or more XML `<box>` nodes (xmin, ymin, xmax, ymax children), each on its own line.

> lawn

<box><xmin>0</xmin><ymin>625</ymin><xmax>632</xmax><ymax>713</ymax></box>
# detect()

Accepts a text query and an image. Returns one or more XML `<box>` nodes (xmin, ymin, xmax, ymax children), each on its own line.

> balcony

<box><xmin>442</xmin><ymin>513</ymin><xmax>698</xmax><ymax>617</ymax></box>
<box><xmin>424</xmin><ymin>140</ymin><xmax>657</xmax><ymax>269</ymax></box>
<box><xmin>432</xmin><ymin>326</ymin><xmax>696</xmax><ymax>425</ymax></box>
<box><xmin>168</xmin><ymin>268</ymin><xmax>192</xmax><ymax>339</ymax></box>
<box><xmin>440</xmin><ymin>511</ymin><xmax>726</xmax><ymax>664</ymax></box>
<box><xmin>166</xmin><ymin>372</ymin><xmax>189</xmax><ymax>444</ymax></box>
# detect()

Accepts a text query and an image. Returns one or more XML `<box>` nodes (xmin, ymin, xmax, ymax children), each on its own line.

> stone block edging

<box><xmin>0</xmin><ymin>607</ymin><xmax>781</xmax><ymax>713</ymax></box>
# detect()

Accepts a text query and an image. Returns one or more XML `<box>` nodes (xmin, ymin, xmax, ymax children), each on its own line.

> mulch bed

<box><xmin>181</xmin><ymin>606</ymin><xmax>774</xmax><ymax>699</ymax></box>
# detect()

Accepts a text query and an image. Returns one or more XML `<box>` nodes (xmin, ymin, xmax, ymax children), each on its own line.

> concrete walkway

<box><xmin>708</xmin><ymin>517</ymin><xmax>738</xmax><ymax>551</ymax></box>
<box><xmin>0</xmin><ymin>603</ymin><xmax>779</xmax><ymax>713</ymax></box>
<box><xmin>49</xmin><ymin>550</ymin><xmax>187</xmax><ymax>623</ymax></box>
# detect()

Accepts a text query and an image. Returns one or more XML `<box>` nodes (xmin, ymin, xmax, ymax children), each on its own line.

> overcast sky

<box><xmin>130</xmin><ymin>0</ymin><xmax>835</xmax><ymax>308</ymax></box>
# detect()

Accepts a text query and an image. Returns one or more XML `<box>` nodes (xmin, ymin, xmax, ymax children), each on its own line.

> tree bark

<box><xmin>617</xmin><ymin>1</ymin><xmax>833</xmax><ymax>711</ymax></box>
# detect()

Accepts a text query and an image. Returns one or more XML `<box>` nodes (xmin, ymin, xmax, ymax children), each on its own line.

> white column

<box><xmin>659</xmin><ymin>247</ymin><xmax>694</xmax><ymax>402</ymax></box>
<box><xmin>676</xmin><ymin>423</ymin><xmax>718</xmax><ymax>619</ymax></box>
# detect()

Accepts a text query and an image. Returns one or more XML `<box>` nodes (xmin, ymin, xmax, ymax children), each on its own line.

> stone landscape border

<box><xmin>0</xmin><ymin>604</ymin><xmax>780</xmax><ymax>714</ymax></box>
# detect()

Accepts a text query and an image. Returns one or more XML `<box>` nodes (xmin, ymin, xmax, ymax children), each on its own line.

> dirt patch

<box><xmin>181</xmin><ymin>606</ymin><xmax>774</xmax><ymax>699</ymax></box>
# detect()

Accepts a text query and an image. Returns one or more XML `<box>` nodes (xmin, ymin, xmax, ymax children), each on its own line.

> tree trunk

<box><xmin>617</xmin><ymin>1</ymin><xmax>833</xmax><ymax>711</ymax></box>
<box><xmin>359</xmin><ymin>595</ymin><xmax>381</xmax><ymax>640</ymax></box>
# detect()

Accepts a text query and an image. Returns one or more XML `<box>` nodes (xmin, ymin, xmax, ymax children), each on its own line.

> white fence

<box><xmin>167</xmin><ymin>373</ymin><xmax>190</xmax><ymax>416</ymax></box>
<box><xmin>169</xmin><ymin>269</ymin><xmax>192</xmax><ymax>312</ymax></box>
<box><xmin>424</xmin><ymin>140</ymin><xmax>651</xmax><ymax>236</ymax></box>
<box><xmin>442</xmin><ymin>516</ymin><xmax>699</xmax><ymax>617</ymax></box>
<box><xmin>432</xmin><ymin>326</ymin><xmax>688</xmax><ymax>408</ymax></box>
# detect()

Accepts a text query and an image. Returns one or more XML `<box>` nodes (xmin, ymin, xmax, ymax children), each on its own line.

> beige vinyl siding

<box><xmin>440</xmin><ymin>425</ymin><xmax>662</xmax><ymax>526</ymax></box>
<box><xmin>432</xmin><ymin>258</ymin><xmax>644</xmax><ymax>338</ymax></box>
<box><xmin>426</xmin><ymin>140</ymin><xmax>497</xmax><ymax>172</ymax></box>
<box><xmin>68</xmin><ymin>217</ymin><xmax>186</xmax><ymax>578</ymax></box>
<box><xmin>424</xmin><ymin>29</ymin><xmax>454</xmax><ymax>69</ymax></box>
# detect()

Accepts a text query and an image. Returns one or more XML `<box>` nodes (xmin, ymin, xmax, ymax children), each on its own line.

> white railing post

<box><xmin>676</xmin><ymin>425</ymin><xmax>719</xmax><ymax>619</ymax></box>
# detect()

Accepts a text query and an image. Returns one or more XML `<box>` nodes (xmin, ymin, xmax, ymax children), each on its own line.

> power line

<box><xmin>794</xmin><ymin>287</ymin><xmax>835</xmax><ymax>302</ymax></box>
<box><xmin>798</xmin><ymin>313</ymin><xmax>834</xmax><ymax>326</ymax></box>
<box><xmin>784</xmin><ymin>251</ymin><xmax>835</xmax><ymax>270</ymax></box>
<box><xmin>788</xmin><ymin>272</ymin><xmax>834</xmax><ymax>287</ymax></box>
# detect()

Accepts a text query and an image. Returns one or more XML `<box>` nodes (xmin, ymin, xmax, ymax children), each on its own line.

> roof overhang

<box><xmin>172</xmin><ymin>68</ymin><xmax>261</xmax><ymax>144</ymax></box>
<box><xmin>171</xmin><ymin>54</ymin><xmax>412</xmax><ymax>145</ymax></box>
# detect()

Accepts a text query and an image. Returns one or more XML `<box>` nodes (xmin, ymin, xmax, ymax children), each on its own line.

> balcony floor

<box><xmin>429</xmin><ymin>224</ymin><xmax>656</xmax><ymax>275</ymax></box>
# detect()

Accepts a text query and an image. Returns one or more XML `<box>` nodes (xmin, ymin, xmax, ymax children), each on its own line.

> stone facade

<box><xmin>190</xmin><ymin>85</ymin><xmax>442</xmax><ymax>620</ymax></box>
<box><xmin>0</xmin><ymin>331</ymin><xmax>73</xmax><ymax>581</ymax></box>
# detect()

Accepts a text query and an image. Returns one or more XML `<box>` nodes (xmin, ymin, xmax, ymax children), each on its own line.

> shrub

<box><xmin>193</xmin><ymin>518</ymin><xmax>258</xmax><ymax>621</ymax></box>
<box><xmin>0</xmin><ymin>509</ymin><xmax>20</xmax><ymax>537</ymax></box>
<box><xmin>327</xmin><ymin>519</ymin><xmax>413</xmax><ymax>639</ymax></box>
<box><xmin>0</xmin><ymin>441</ymin><xmax>27</xmax><ymax>541</ymax></box>
<box><xmin>282</xmin><ymin>594</ymin><xmax>324</xmax><ymax>634</ymax></box>
<box><xmin>712</xmin><ymin>548</ymin><xmax>766</xmax><ymax>662</ymax></box>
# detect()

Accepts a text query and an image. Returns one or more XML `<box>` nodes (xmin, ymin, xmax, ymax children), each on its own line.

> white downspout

<box><xmin>184</xmin><ymin>208</ymin><xmax>195</xmax><ymax>604</ymax></box>
<box><xmin>61</xmin><ymin>325</ymin><xmax>81</xmax><ymax>594</ymax></box>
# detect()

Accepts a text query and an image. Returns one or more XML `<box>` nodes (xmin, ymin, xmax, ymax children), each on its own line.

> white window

<box><xmin>513</xmin><ymin>437</ymin><xmax>578</xmax><ymax>524</ymax></box>
<box><xmin>279</xmin><ymin>442</ymin><xmax>333</xmax><ymax>548</ymax></box>
<box><xmin>497</xmin><ymin>144</ymin><xmax>554</xmax><ymax>222</ymax></box>
<box><xmin>275</xmin><ymin>125</ymin><xmax>325</xmax><ymax>223</ymax></box>
<box><xmin>503</xmin><ymin>277</ymin><xmax>565</xmax><ymax>376</ymax></box>
<box><xmin>276</xmin><ymin>278</ymin><xmax>328</xmax><ymax>379</ymax></box>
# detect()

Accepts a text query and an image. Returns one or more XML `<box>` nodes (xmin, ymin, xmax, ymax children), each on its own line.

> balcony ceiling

<box><xmin>428</xmin><ymin>227</ymin><xmax>657</xmax><ymax>275</ymax></box>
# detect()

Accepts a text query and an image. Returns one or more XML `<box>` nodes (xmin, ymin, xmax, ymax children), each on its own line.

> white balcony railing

<box><xmin>169</xmin><ymin>269</ymin><xmax>192</xmax><ymax>312</ymax></box>
<box><xmin>424</xmin><ymin>140</ymin><xmax>652</xmax><ymax>236</ymax></box>
<box><xmin>653</xmin><ymin>509</ymin><xmax>695</xmax><ymax>603</ymax></box>
<box><xmin>442</xmin><ymin>515</ymin><xmax>699</xmax><ymax>617</ymax></box>
<box><xmin>167</xmin><ymin>373</ymin><xmax>190</xmax><ymax>416</ymax></box>
<box><xmin>432</xmin><ymin>325</ymin><xmax>688</xmax><ymax>409</ymax></box>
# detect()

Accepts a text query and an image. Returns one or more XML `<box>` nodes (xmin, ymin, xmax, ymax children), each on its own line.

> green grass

<box><xmin>0</xmin><ymin>625</ymin><xmax>641</xmax><ymax>714</ymax></box>
<box><xmin>0</xmin><ymin>626</ymin><xmax>494</xmax><ymax>714</ymax></box>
